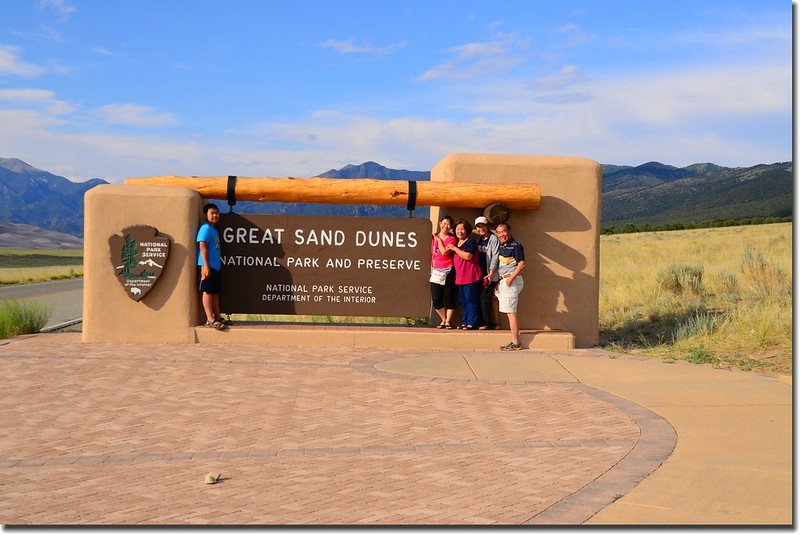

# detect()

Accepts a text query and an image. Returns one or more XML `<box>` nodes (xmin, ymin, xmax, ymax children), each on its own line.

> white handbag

<box><xmin>429</xmin><ymin>267</ymin><xmax>450</xmax><ymax>285</ymax></box>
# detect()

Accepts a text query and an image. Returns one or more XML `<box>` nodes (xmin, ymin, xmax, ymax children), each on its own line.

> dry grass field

<box><xmin>0</xmin><ymin>249</ymin><xmax>83</xmax><ymax>285</ymax></box>
<box><xmin>600</xmin><ymin>223</ymin><xmax>792</xmax><ymax>375</ymax></box>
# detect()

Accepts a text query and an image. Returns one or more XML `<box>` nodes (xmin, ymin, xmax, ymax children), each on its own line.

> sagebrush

<box><xmin>600</xmin><ymin>223</ymin><xmax>791</xmax><ymax>374</ymax></box>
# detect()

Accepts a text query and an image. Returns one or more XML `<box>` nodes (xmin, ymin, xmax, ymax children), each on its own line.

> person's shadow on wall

<box><xmin>528</xmin><ymin>196</ymin><xmax>594</xmax><ymax>331</ymax></box>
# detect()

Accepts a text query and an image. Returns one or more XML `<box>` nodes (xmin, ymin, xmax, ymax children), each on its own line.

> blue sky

<box><xmin>0</xmin><ymin>0</ymin><xmax>792</xmax><ymax>183</ymax></box>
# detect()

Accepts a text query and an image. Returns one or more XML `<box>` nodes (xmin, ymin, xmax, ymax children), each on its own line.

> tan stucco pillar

<box><xmin>430</xmin><ymin>154</ymin><xmax>601</xmax><ymax>347</ymax></box>
<box><xmin>83</xmin><ymin>184</ymin><xmax>202</xmax><ymax>343</ymax></box>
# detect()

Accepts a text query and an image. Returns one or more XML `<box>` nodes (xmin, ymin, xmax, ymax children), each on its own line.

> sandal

<box><xmin>206</xmin><ymin>320</ymin><xmax>228</xmax><ymax>331</ymax></box>
<box><xmin>478</xmin><ymin>326</ymin><xmax>487</xmax><ymax>330</ymax></box>
<box><xmin>436</xmin><ymin>322</ymin><xmax>446</xmax><ymax>329</ymax></box>
<box><xmin>444</xmin><ymin>322</ymin><xmax>453</xmax><ymax>330</ymax></box>
<box><xmin>216</xmin><ymin>316</ymin><xmax>234</xmax><ymax>326</ymax></box>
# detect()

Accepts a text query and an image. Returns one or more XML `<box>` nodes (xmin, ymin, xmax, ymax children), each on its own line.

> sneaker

<box><xmin>500</xmin><ymin>342</ymin><xmax>522</xmax><ymax>351</ymax></box>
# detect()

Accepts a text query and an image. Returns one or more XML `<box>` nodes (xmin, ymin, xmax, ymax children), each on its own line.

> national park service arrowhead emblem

<box><xmin>109</xmin><ymin>225</ymin><xmax>171</xmax><ymax>301</ymax></box>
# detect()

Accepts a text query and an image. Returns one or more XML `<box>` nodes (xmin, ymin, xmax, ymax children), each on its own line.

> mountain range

<box><xmin>232</xmin><ymin>160</ymin><xmax>430</xmax><ymax>219</ymax></box>
<box><xmin>0</xmin><ymin>158</ymin><xmax>106</xmax><ymax>239</ymax></box>
<box><xmin>601</xmin><ymin>161</ymin><xmax>792</xmax><ymax>227</ymax></box>
<box><xmin>0</xmin><ymin>157</ymin><xmax>792</xmax><ymax>247</ymax></box>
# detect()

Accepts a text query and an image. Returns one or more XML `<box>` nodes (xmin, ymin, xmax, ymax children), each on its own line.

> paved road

<box><xmin>0</xmin><ymin>278</ymin><xmax>83</xmax><ymax>328</ymax></box>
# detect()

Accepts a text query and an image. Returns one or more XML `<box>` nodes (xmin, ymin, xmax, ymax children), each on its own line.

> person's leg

<box><xmin>479</xmin><ymin>285</ymin><xmax>491</xmax><ymax>327</ymax></box>
<box><xmin>444</xmin><ymin>273</ymin><xmax>457</xmax><ymax>328</ymax></box>
<box><xmin>212</xmin><ymin>294</ymin><xmax>222</xmax><ymax>321</ymax></box>
<box><xmin>456</xmin><ymin>285</ymin><xmax>468</xmax><ymax>327</ymax></box>
<box><xmin>508</xmin><ymin>312</ymin><xmax>519</xmax><ymax>345</ymax></box>
<box><xmin>465</xmin><ymin>282</ymin><xmax>481</xmax><ymax>327</ymax></box>
<box><xmin>496</xmin><ymin>281</ymin><xmax>521</xmax><ymax>348</ymax></box>
<box><xmin>481</xmin><ymin>281</ymin><xmax>499</xmax><ymax>328</ymax></box>
<box><xmin>202</xmin><ymin>292</ymin><xmax>215</xmax><ymax>323</ymax></box>
<box><xmin>431</xmin><ymin>283</ymin><xmax>447</xmax><ymax>325</ymax></box>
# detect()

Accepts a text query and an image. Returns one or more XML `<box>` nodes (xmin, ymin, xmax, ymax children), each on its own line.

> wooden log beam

<box><xmin>124</xmin><ymin>176</ymin><xmax>541</xmax><ymax>210</ymax></box>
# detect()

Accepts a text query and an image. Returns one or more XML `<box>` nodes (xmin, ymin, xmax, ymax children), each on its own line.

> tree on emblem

<box><xmin>119</xmin><ymin>234</ymin><xmax>138</xmax><ymax>277</ymax></box>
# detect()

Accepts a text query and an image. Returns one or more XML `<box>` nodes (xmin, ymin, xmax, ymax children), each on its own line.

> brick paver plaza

<box><xmin>0</xmin><ymin>332</ymin><xmax>737</xmax><ymax>525</ymax></box>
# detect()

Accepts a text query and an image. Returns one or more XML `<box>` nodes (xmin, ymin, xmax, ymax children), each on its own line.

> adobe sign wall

<box><xmin>83</xmin><ymin>153</ymin><xmax>600</xmax><ymax>347</ymax></box>
<box><xmin>217</xmin><ymin>213</ymin><xmax>431</xmax><ymax>317</ymax></box>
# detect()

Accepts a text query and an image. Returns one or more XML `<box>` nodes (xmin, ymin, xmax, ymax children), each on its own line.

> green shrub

<box><xmin>715</xmin><ymin>271</ymin><xmax>740</xmax><ymax>302</ymax></box>
<box><xmin>683</xmin><ymin>346</ymin><xmax>715</xmax><ymax>365</ymax></box>
<box><xmin>0</xmin><ymin>300</ymin><xmax>51</xmax><ymax>339</ymax></box>
<box><xmin>673</xmin><ymin>310</ymin><xmax>717</xmax><ymax>341</ymax></box>
<box><xmin>657</xmin><ymin>263</ymin><xmax>704</xmax><ymax>296</ymax></box>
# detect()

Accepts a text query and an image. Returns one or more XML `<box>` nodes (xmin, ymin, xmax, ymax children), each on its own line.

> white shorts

<box><xmin>495</xmin><ymin>275</ymin><xmax>523</xmax><ymax>313</ymax></box>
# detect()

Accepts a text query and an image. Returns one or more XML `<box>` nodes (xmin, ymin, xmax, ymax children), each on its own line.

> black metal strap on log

<box><xmin>406</xmin><ymin>180</ymin><xmax>417</xmax><ymax>217</ymax></box>
<box><xmin>227</xmin><ymin>175</ymin><xmax>237</xmax><ymax>212</ymax></box>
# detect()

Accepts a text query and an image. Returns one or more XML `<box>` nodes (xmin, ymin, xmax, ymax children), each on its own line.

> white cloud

<box><xmin>260</xmin><ymin>61</ymin><xmax>790</xmax><ymax>169</ymax></box>
<box><xmin>91</xmin><ymin>103</ymin><xmax>178</xmax><ymax>127</ymax></box>
<box><xmin>534</xmin><ymin>65</ymin><xmax>590</xmax><ymax>91</ymax></box>
<box><xmin>319</xmin><ymin>39</ymin><xmax>406</xmax><ymax>56</ymax></box>
<box><xmin>553</xmin><ymin>23</ymin><xmax>592</xmax><ymax>47</ymax></box>
<box><xmin>0</xmin><ymin>98</ymin><xmax>787</xmax><ymax>185</ymax></box>
<box><xmin>38</xmin><ymin>0</ymin><xmax>76</xmax><ymax>21</ymax></box>
<box><xmin>417</xmin><ymin>34</ymin><xmax>527</xmax><ymax>81</ymax></box>
<box><xmin>0</xmin><ymin>45</ymin><xmax>46</xmax><ymax>77</ymax></box>
<box><xmin>672</xmin><ymin>25</ymin><xmax>790</xmax><ymax>48</ymax></box>
<box><xmin>591</xmin><ymin>64</ymin><xmax>790</xmax><ymax>125</ymax></box>
<box><xmin>0</xmin><ymin>88</ymin><xmax>75</xmax><ymax>115</ymax></box>
<box><xmin>0</xmin><ymin>54</ymin><xmax>789</xmax><ymax>185</ymax></box>
<box><xmin>0</xmin><ymin>108</ymin><xmax>65</xmax><ymax>132</ymax></box>
<box><xmin>0</xmin><ymin>88</ymin><xmax>56</xmax><ymax>102</ymax></box>
<box><xmin>35</xmin><ymin>25</ymin><xmax>64</xmax><ymax>42</ymax></box>
<box><xmin>92</xmin><ymin>47</ymin><xmax>121</xmax><ymax>57</ymax></box>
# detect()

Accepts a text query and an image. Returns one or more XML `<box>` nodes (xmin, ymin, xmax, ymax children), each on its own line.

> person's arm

<box><xmin>448</xmin><ymin>242</ymin><xmax>473</xmax><ymax>260</ymax></box>
<box><xmin>487</xmin><ymin>235</ymin><xmax>500</xmax><ymax>280</ymax></box>
<box><xmin>199</xmin><ymin>241</ymin><xmax>211</xmax><ymax>279</ymax></box>
<box><xmin>435</xmin><ymin>235</ymin><xmax>453</xmax><ymax>256</ymax></box>
<box><xmin>504</xmin><ymin>260</ymin><xmax>525</xmax><ymax>285</ymax></box>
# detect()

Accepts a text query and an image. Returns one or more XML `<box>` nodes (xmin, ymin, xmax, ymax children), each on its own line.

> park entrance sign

<box><xmin>217</xmin><ymin>213</ymin><xmax>431</xmax><ymax>317</ymax></box>
<box><xmin>84</xmin><ymin>154</ymin><xmax>598</xmax><ymax>347</ymax></box>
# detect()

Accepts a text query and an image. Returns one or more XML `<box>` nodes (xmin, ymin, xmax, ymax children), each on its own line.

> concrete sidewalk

<box><xmin>0</xmin><ymin>332</ymin><xmax>791</xmax><ymax>525</ymax></box>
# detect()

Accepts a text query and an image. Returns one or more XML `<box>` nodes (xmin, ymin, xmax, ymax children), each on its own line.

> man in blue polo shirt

<box><xmin>495</xmin><ymin>223</ymin><xmax>526</xmax><ymax>350</ymax></box>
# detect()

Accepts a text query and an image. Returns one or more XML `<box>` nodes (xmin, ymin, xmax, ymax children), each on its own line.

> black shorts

<box><xmin>198</xmin><ymin>267</ymin><xmax>221</xmax><ymax>294</ymax></box>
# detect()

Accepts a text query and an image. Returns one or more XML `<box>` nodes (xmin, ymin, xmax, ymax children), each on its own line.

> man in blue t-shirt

<box><xmin>197</xmin><ymin>203</ymin><xmax>230</xmax><ymax>330</ymax></box>
<box><xmin>495</xmin><ymin>223</ymin><xmax>526</xmax><ymax>350</ymax></box>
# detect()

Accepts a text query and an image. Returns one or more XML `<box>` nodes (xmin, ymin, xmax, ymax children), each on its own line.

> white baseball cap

<box><xmin>474</xmin><ymin>216</ymin><xmax>489</xmax><ymax>226</ymax></box>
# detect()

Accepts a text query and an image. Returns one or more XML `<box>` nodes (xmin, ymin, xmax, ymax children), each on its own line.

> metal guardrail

<box><xmin>40</xmin><ymin>318</ymin><xmax>83</xmax><ymax>333</ymax></box>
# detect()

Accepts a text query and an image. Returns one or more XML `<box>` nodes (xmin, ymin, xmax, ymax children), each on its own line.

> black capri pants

<box><xmin>430</xmin><ymin>268</ymin><xmax>457</xmax><ymax>310</ymax></box>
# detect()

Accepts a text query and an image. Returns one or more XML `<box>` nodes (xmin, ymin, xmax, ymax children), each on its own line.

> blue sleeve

<box><xmin>196</xmin><ymin>223</ymin><xmax>211</xmax><ymax>243</ymax></box>
<box><xmin>462</xmin><ymin>237</ymin><xmax>478</xmax><ymax>254</ymax></box>
<box><xmin>513</xmin><ymin>241</ymin><xmax>525</xmax><ymax>262</ymax></box>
